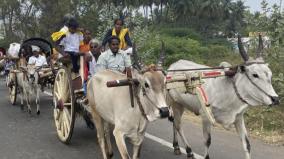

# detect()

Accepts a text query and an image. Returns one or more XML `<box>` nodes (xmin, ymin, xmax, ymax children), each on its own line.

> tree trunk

<box><xmin>160</xmin><ymin>0</ymin><xmax>163</xmax><ymax>23</ymax></box>
<box><xmin>150</xmin><ymin>5</ymin><xmax>154</xmax><ymax>22</ymax></box>
<box><xmin>165</xmin><ymin>4</ymin><xmax>169</xmax><ymax>22</ymax></box>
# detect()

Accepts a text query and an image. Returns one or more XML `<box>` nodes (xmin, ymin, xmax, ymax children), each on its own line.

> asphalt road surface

<box><xmin>0</xmin><ymin>79</ymin><xmax>283</xmax><ymax>159</ymax></box>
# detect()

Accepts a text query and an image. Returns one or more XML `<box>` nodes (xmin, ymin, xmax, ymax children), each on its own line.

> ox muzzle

<box><xmin>159</xmin><ymin>107</ymin><xmax>170</xmax><ymax>118</ymax></box>
<box><xmin>29</xmin><ymin>74</ymin><xmax>35</xmax><ymax>83</ymax></box>
<box><xmin>270</xmin><ymin>96</ymin><xmax>280</xmax><ymax>106</ymax></box>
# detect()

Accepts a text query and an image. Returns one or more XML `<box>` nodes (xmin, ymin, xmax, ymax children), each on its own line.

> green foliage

<box><xmin>245</xmin><ymin>107</ymin><xmax>284</xmax><ymax>134</ymax></box>
<box><xmin>157</xmin><ymin>27</ymin><xmax>203</xmax><ymax>40</ymax></box>
<box><xmin>139</xmin><ymin>30</ymin><xmax>239</xmax><ymax>67</ymax></box>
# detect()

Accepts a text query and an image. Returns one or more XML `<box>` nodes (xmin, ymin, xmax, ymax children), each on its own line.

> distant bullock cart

<box><xmin>7</xmin><ymin>38</ymin><xmax>56</xmax><ymax>114</ymax></box>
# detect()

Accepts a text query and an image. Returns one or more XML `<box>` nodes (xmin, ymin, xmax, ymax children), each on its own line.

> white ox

<box><xmin>87</xmin><ymin>66</ymin><xmax>170</xmax><ymax>159</ymax></box>
<box><xmin>17</xmin><ymin>65</ymin><xmax>41</xmax><ymax>114</ymax></box>
<box><xmin>167</xmin><ymin>36</ymin><xmax>279</xmax><ymax>159</ymax></box>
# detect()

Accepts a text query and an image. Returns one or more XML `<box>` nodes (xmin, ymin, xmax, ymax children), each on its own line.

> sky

<box><xmin>245</xmin><ymin>0</ymin><xmax>282</xmax><ymax>12</ymax></box>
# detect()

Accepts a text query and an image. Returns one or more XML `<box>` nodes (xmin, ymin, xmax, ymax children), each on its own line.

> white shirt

<box><xmin>96</xmin><ymin>49</ymin><xmax>131</xmax><ymax>73</ymax></box>
<box><xmin>28</xmin><ymin>55</ymin><xmax>47</xmax><ymax>67</ymax></box>
<box><xmin>88</xmin><ymin>51</ymin><xmax>99</xmax><ymax>76</ymax></box>
<box><xmin>59</xmin><ymin>32</ymin><xmax>83</xmax><ymax>52</ymax></box>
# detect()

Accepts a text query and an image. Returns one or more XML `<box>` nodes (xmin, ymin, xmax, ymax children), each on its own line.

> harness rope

<box><xmin>232</xmin><ymin>67</ymin><xmax>272</xmax><ymax>105</ymax></box>
<box><xmin>133</xmin><ymin>86</ymin><xmax>148</xmax><ymax>121</ymax></box>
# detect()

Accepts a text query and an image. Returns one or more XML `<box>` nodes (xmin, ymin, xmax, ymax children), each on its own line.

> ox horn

<box><xmin>157</xmin><ymin>41</ymin><xmax>165</xmax><ymax>67</ymax></box>
<box><xmin>256</xmin><ymin>34</ymin><xmax>264</xmax><ymax>58</ymax></box>
<box><xmin>237</xmin><ymin>35</ymin><xmax>249</xmax><ymax>62</ymax></box>
<box><xmin>132</xmin><ymin>43</ymin><xmax>142</xmax><ymax>70</ymax></box>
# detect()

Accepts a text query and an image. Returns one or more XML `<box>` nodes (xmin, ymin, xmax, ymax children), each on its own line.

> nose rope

<box><xmin>232</xmin><ymin>77</ymin><xmax>250</xmax><ymax>105</ymax></box>
<box><xmin>134</xmin><ymin>88</ymin><xmax>148</xmax><ymax>121</ymax></box>
<box><xmin>244</xmin><ymin>72</ymin><xmax>272</xmax><ymax>98</ymax></box>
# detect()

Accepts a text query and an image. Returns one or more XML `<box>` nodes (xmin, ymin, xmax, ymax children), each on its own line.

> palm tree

<box><xmin>172</xmin><ymin>0</ymin><xmax>195</xmax><ymax>25</ymax></box>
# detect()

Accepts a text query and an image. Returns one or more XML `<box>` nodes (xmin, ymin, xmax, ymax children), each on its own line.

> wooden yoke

<box><xmin>106</xmin><ymin>68</ymin><xmax>137</xmax><ymax>108</ymax></box>
<box><xmin>166</xmin><ymin>70</ymin><xmax>234</xmax><ymax>126</ymax></box>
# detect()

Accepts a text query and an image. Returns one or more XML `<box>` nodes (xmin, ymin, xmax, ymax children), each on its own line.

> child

<box><xmin>57</xmin><ymin>19</ymin><xmax>83</xmax><ymax>74</ymax></box>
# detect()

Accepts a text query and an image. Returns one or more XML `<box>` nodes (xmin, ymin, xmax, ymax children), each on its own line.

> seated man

<box><xmin>97</xmin><ymin>36</ymin><xmax>131</xmax><ymax>73</ymax></box>
<box><xmin>28</xmin><ymin>45</ymin><xmax>47</xmax><ymax>67</ymax></box>
<box><xmin>87</xmin><ymin>38</ymin><xmax>101</xmax><ymax>76</ymax></box>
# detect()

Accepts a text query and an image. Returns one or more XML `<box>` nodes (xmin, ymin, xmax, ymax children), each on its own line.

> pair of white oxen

<box><xmin>6</xmin><ymin>42</ymin><xmax>42</xmax><ymax>115</ymax></box>
<box><xmin>86</xmin><ymin>37</ymin><xmax>279</xmax><ymax>159</ymax></box>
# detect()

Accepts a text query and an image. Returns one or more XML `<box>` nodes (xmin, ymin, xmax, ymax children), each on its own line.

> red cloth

<box><xmin>80</xmin><ymin>43</ymin><xmax>90</xmax><ymax>81</ymax></box>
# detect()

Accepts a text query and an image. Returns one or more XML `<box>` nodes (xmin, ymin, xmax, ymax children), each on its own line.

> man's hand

<box><xmin>61</xmin><ymin>52</ymin><xmax>70</xmax><ymax>58</ymax></box>
<box><xmin>84</xmin><ymin>54</ymin><xmax>92</xmax><ymax>62</ymax></box>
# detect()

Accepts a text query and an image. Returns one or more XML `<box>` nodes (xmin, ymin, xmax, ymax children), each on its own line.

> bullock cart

<box><xmin>7</xmin><ymin>38</ymin><xmax>56</xmax><ymax>105</ymax></box>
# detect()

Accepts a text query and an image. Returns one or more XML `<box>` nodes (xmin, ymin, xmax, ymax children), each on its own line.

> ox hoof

<box><xmin>187</xmin><ymin>153</ymin><xmax>196</xmax><ymax>159</ymax></box>
<box><xmin>28</xmin><ymin>109</ymin><xmax>32</xmax><ymax>114</ymax></box>
<box><xmin>108</xmin><ymin>152</ymin><xmax>114</xmax><ymax>158</ymax></box>
<box><xmin>168</xmin><ymin>116</ymin><xmax>174</xmax><ymax>122</ymax></box>
<box><xmin>37</xmin><ymin>110</ymin><xmax>40</xmax><ymax>115</ymax></box>
<box><xmin>174</xmin><ymin>148</ymin><xmax>182</xmax><ymax>155</ymax></box>
<box><xmin>86</xmin><ymin>121</ymin><xmax>95</xmax><ymax>129</ymax></box>
<box><xmin>205</xmin><ymin>155</ymin><xmax>210</xmax><ymax>159</ymax></box>
<box><xmin>20</xmin><ymin>104</ymin><xmax>24</xmax><ymax>110</ymax></box>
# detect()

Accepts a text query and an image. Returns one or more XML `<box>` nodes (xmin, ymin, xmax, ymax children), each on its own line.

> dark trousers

<box><xmin>66</xmin><ymin>51</ymin><xmax>79</xmax><ymax>73</ymax></box>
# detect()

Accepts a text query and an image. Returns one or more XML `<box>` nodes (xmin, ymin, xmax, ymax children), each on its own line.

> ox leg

<box><xmin>91</xmin><ymin>110</ymin><xmax>109</xmax><ymax>159</ymax></box>
<box><xmin>177</xmin><ymin>125</ymin><xmax>196</xmax><ymax>159</ymax></box>
<box><xmin>173</xmin><ymin>121</ymin><xmax>181</xmax><ymax>155</ymax></box>
<box><xmin>104</xmin><ymin>122</ymin><xmax>113</xmax><ymax>158</ymax></box>
<box><xmin>113</xmin><ymin>128</ymin><xmax>130</xmax><ymax>159</ymax></box>
<box><xmin>201</xmin><ymin>114</ymin><xmax>212</xmax><ymax>159</ymax></box>
<box><xmin>27</xmin><ymin>96</ymin><xmax>31</xmax><ymax>114</ymax></box>
<box><xmin>20</xmin><ymin>89</ymin><xmax>24</xmax><ymax>110</ymax></box>
<box><xmin>171</xmin><ymin>103</ymin><xmax>184</xmax><ymax>155</ymax></box>
<box><xmin>36</xmin><ymin>88</ymin><xmax>40</xmax><ymax>115</ymax></box>
<box><xmin>235</xmin><ymin>114</ymin><xmax>251</xmax><ymax>159</ymax></box>
<box><xmin>131</xmin><ymin>135</ymin><xmax>143</xmax><ymax>159</ymax></box>
<box><xmin>172</xmin><ymin>104</ymin><xmax>195</xmax><ymax>159</ymax></box>
<box><xmin>24</xmin><ymin>90</ymin><xmax>31</xmax><ymax>114</ymax></box>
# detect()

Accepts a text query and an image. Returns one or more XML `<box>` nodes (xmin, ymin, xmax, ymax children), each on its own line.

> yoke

<box><xmin>166</xmin><ymin>69</ymin><xmax>229</xmax><ymax>126</ymax></box>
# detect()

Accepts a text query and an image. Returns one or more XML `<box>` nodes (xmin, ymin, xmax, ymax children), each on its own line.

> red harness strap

<box><xmin>196</xmin><ymin>86</ymin><xmax>209</xmax><ymax>106</ymax></box>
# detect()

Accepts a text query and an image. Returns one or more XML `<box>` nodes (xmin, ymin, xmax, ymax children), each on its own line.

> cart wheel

<box><xmin>8</xmin><ymin>73</ymin><xmax>17</xmax><ymax>105</ymax></box>
<box><xmin>5</xmin><ymin>73</ymin><xmax>9</xmax><ymax>87</ymax></box>
<box><xmin>53</xmin><ymin>67</ymin><xmax>75</xmax><ymax>144</ymax></box>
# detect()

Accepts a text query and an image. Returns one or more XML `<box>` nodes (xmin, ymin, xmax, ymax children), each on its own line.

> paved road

<box><xmin>0</xmin><ymin>80</ymin><xmax>283</xmax><ymax>159</ymax></box>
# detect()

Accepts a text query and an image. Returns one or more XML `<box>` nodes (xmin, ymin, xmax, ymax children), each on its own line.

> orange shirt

<box><xmin>79</xmin><ymin>43</ymin><xmax>90</xmax><ymax>53</ymax></box>
<box><xmin>79</xmin><ymin>42</ymin><xmax>90</xmax><ymax>81</ymax></box>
